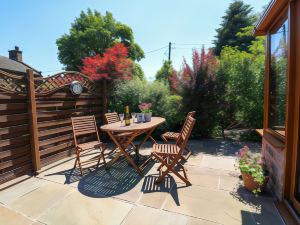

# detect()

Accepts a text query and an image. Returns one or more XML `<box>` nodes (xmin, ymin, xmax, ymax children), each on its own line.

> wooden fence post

<box><xmin>26</xmin><ymin>69</ymin><xmax>41</xmax><ymax>172</ymax></box>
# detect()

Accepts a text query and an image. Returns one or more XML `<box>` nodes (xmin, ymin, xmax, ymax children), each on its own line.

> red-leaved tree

<box><xmin>81</xmin><ymin>43</ymin><xmax>133</xmax><ymax>81</ymax></box>
<box><xmin>169</xmin><ymin>47</ymin><xmax>218</xmax><ymax>93</ymax></box>
<box><xmin>169</xmin><ymin>46</ymin><xmax>219</xmax><ymax>137</ymax></box>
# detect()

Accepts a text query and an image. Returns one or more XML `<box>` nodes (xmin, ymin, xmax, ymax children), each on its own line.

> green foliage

<box><xmin>109</xmin><ymin>79</ymin><xmax>183</xmax><ymax>133</ymax></box>
<box><xmin>132</xmin><ymin>63</ymin><xmax>145</xmax><ymax>80</ymax></box>
<box><xmin>216</xmin><ymin>28</ymin><xmax>265</xmax><ymax>131</ymax></box>
<box><xmin>56</xmin><ymin>9</ymin><xmax>144</xmax><ymax>71</ymax></box>
<box><xmin>236</xmin><ymin>146</ymin><xmax>267</xmax><ymax>194</ymax></box>
<box><xmin>155</xmin><ymin>60</ymin><xmax>173</xmax><ymax>84</ymax></box>
<box><xmin>213</xmin><ymin>1</ymin><xmax>256</xmax><ymax>56</ymax></box>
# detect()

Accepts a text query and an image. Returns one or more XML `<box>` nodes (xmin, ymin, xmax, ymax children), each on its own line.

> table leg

<box><xmin>134</xmin><ymin>126</ymin><xmax>158</xmax><ymax>164</ymax></box>
<box><xmin>106</xmin><ymin>131</ymin><xmax>143</xmax><ymax>176</ymax></box>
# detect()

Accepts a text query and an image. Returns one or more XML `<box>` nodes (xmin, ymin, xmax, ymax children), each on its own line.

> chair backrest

<box><xmin>104</xmin><ymin>112</ymin><xmax>120</xmax><ymax>124</ymax></box>
<box><xmin>187</xmin><ymin>111</ymin><xmax>196</xmax><ymax>117</ymax></box>
<box><xmin>176</xmin><ymin>116</ymin><xmax>196</xmax><ymax>151</ymax></box>
<box><xmin>71</xmin><ymin>115</ymin><xmax>99</xmax><ymax>146</ymax></box>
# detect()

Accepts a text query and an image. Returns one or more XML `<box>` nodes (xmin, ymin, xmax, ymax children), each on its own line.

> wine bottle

<box><xmin>125</xmin><ymin>105</ymin><xmax>131</xmax><ymax>126</ymax></box>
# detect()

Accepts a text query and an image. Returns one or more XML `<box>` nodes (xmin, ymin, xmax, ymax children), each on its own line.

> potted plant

<box><xmin>138</xmin><ymin>102</ymin><xmax>152</xmax><ymax>122</ymax></box>
<box><xmin>235</xmin><ymin>146</ymin><xmax>269</xmax><ymax>194</ymax></box>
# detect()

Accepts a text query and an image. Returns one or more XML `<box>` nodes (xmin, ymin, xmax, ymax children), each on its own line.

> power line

<box><xmin>173</xmin><ymin>48</ymin><xmax>212</xmax><ymax>51</ymax></box>
<box><xmin>145</xmin><ymin>45</ymin><xmax>168</xmax><ymax>54</ymax></box>
<box><xmin>173</xmin><ymin>43</ymin><xmax>212</xmax><ymax>46</ymax></box>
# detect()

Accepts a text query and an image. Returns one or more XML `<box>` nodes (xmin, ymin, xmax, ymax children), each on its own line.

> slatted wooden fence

<box><xmin>0</xmin><ymin>69</ymin><xmax>107</xmax><ymax>184</ymax></box>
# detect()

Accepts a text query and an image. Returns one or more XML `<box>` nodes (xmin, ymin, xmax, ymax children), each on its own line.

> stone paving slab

<box><xmin>38</xmin><ymin>191</ymin><xmax>133</xmax><ymax>225</ymax></box>
<box><xmin>0</xmin><ymin>140</ymin><xmax>285</xmax><ymax>225</ymax></box>
<box><xmin>199</xmin><ymin>155</ymin><xmax>236</xmax><ymax>171</ymax></box>
<box><xmin>187</xmin><ymin>217</ymin><xmax>221</xmax><ymax>225</ymax></box>
<box><xmin>0</xmin><ymin>205</ymin><xmax>33</xmax><ymax>225</ymax></box>
<box><xmin>8</xmin><ymin>183</ymin><xmax>74</xmax><ymax>219</ymax></box>
<box><xmin>121</xmin><ymin>205</ymin><xmax>188</xmax><ymax>225</ymax></box>
<box><xmin>163</xmin><ymin>184</ymin><xmax>257</xmax><ymax>225</ymax></box>
<box><xmin>0</xmin><ymin>177</ymin><xmax>48</xmax><ymax>204</ymax></box>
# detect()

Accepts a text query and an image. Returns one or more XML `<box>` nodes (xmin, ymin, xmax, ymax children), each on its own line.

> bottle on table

<box><xmin>124</xmin><ymin>105</ymin><xmax>131</xmax><ymax>126</ymax></box>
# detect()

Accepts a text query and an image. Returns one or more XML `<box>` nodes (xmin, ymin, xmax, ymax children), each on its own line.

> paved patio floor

<box><xmin>0</xmin><ymin>139</ymin><xmax>285</xmax><ymax>225</ymax></box>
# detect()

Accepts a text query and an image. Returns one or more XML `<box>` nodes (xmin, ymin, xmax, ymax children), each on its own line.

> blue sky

<box><xmin>0</xmin><ymin>0</ymin><xmax>267</xmax><ymax>80</ymax></box>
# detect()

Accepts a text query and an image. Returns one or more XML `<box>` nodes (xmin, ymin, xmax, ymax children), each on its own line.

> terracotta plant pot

<box><xmin>241</xmin><ymin>172</ymin><xmax>269</xmax><ymax>192</ymax></box>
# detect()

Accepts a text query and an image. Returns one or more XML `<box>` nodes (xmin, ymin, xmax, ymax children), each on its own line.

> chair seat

<box><xmin>77</xmin><ymin>141</ymin><xmax>103</xmax><ymax>151</ymax></box>
<box><xmin>153</xmin><ymin>144</ymin><xmax>180</xmax><ymax>156</ymax></box>
<box><xmin>161</xmin><ymin>132</ymin><xmax>180</xmax><ymax>140</ymax></box>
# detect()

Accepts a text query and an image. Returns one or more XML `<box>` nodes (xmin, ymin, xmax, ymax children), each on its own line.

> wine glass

<box><xmin>119</xmin><ymin>114</ymin><xmax>124</xmax><ymax>126</ymax></box>
<box><xmin>131</xmin><ymin>112</ymin><xmax>136</xmax><ymax>124</ymax></box>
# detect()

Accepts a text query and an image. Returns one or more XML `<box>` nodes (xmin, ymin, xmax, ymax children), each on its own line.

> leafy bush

<box><xmin>217</xmin><ymin>29</ymin><xmax>265</xmax><ymax>130</ymax></box>
<box><xmin>109</xmin><ymin>78</ymin><xmax>183</xmax><ymax>133</ymax></box>
<box><xmin>236</xmin><ymin>146</ymin><xmax>268</xmax><ymax>194</ymax></box>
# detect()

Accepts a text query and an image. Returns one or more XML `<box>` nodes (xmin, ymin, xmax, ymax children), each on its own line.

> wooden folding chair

<box><xmin>104</xmin><ymin>112</ymin><xmax>120</xmax><ymax>124</ymax></box>
<box><xmin>104</xmin><ymin>112</ymin><xmax>135</xmax><ymax>157</ymax></box>
<box><xmin>152</xmin><ymin>116</ymin><xmax>196</xmax><ymax>185</ymax></box>
<box><xmin>161</xmin><ymin>111</ymin><xmax>196</xmax><ymax>160</ymax></box>
<box><xmin>71</xmin><ymin>115</ymin><xmax>106</xmax><ymax>176</ymax></box>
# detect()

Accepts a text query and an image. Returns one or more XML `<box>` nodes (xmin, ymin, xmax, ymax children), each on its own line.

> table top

<box><xmin>100</xmin><ymin>117</ymin><xmax>166</xmax><ymax>132</ymax></box>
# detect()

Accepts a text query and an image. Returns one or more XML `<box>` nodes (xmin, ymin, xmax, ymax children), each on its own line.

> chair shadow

<box><xmin>43</xmin><ymin>155</ymin><xmax>106</xmax><ymax>185</ymax></box>
<box><xmin>141</xmin><ymin>174</ymin><xmax>181</xmax><ymax>206</ymax></box>
<box><xmin>77</xmin><ymin>158</ymin><xmax>154</xmax><ymax>198</ymax></box>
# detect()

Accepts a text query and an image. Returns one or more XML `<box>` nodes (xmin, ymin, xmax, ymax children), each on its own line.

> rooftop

<box><xmin>0</xmin><ymin>55</ymin><xmax>41</xmax><ymax>77</ymax></box>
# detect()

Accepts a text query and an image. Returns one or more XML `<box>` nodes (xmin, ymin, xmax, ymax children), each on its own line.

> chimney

<box><xmin>9</xmin><ymin>46</ymin><xmax>23</xmax><ymax>62</ymax></box>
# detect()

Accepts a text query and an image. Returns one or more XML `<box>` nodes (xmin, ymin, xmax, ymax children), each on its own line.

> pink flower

<box><xmin>236</xmin><ymin>146</ymin><xmax>249</xmax><ymax>159</ymax></box>
<box><xmin>138</xmin><ymin>103</ymin><xmax>152</xmax><ymax>112</ymax></box>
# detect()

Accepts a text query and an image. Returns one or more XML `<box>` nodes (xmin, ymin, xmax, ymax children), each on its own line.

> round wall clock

<box><xmin>70</xmin><ymin>81</ymin><xmax>83</xmax><ymax>95</ymax></box>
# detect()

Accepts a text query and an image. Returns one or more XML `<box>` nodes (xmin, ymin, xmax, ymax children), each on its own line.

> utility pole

<box><xmin>168</xmin><ymin>42</ymin><xmax>171</xmax><ymax>61</ymax></box>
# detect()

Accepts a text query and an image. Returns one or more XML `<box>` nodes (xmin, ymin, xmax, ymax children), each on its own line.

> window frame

<box><xmin>265</xmin><ymin>8</ymin><xmax>289</xmax><ymax>143</ymax></box>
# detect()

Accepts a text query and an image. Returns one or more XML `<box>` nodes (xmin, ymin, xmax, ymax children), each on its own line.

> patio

<box><xmin>0</xmin><ymin>139</ymin><xmax>284</xmax><ymax>225</ymax></box>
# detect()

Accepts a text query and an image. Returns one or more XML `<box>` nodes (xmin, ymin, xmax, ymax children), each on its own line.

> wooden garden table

<box><xmin>100</xmin><ymin>117</ymin><xmax>165</xmax><ymax>175</ymax></box>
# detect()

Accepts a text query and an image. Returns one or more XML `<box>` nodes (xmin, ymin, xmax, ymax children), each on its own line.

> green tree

<box><xmin>216</xmin><ymin>26</ymin><xmax>265</xmax><ymax>134</ymax></box>
<box><xmin>57</xmin><ymin>9</ymin><xmax>144</xmax><ymax>71</ymax></box>
<box><xmin>213</xmin><ymin>0</ymin><xmax>255</xmax><ymax>56</ymax></box>
<box><xmin>132</xmin><ymin>63</ymin><xmax>145</xmax><ymax>80</ymax></box>
<box><xmin>155</xmin><ymin>60</ymin><xmax>173</xmax><ymax>84</ymax></box>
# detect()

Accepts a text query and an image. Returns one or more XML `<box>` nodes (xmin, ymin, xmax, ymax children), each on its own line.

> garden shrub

<box><xmin>109</xmin><ymin>78</ymin><xmax>183</xmax><ymax>134</ymax></box>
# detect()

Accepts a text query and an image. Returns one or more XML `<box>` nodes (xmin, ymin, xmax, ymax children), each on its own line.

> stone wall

<box><xmin>262</xmin><ymin>138</ymin><xmax>285</xmax><ymax>200</ymax></box>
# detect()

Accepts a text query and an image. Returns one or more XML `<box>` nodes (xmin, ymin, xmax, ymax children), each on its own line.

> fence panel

<box><xmin>0</xmin><ymin>70</ymin><xmax>106</xmax><ymax>184</ymax></box>
<box><xmin>35</xmin><ymin>72</ymin><xmax>105</xmax><ymax>167</ymax></box>
<box><xmin>0</xmin><ymin>70</ymin><xmax>32</xmax><ymax>183</ymax></box>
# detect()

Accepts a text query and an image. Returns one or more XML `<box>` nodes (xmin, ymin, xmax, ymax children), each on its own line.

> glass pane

<box><xmin>269</xmin><ymin>19</ymin><xmax>288</xmax><ymax>136</ymax></box>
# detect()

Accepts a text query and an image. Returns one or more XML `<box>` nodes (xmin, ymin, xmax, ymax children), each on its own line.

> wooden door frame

<box><xmin>284</xmin><ymin>0</ymin><xmax>300</xmax><ymax>213</ymax></box>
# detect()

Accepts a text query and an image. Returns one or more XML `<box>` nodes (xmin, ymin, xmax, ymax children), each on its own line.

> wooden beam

<box><xmin>26</xmin><ymin>69</ymin><xmax>41</xmax><ymax>172</ymax></box>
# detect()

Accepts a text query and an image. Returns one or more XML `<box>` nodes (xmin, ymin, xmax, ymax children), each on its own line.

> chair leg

<box><xmin>106</xmin><ymin>146</ymin><xmax>118</xmax><ymax>156</ymax></box>
<box><xmin>154</xmin><ymin>154</ymin><xmax>191</xmax><ymax>186</ymax></box>
<box><xmin>157</xmin><ymin>156</ymin><xmax>168</xmax><ymax>171</ymax></box>
<box><xmin>73</xmin><ymin>157</ymin><xmax>78</xmax><ymax>169</ymax></box>
<box><xmin>101</xmin><ymin>149</ymin><xmax>107</xmax><ymax>168</ymax></box>
<box><xmin>171</xmin><ymin>167</ymin><xmax>191</xmax><ymax>185</ymax></box>
<box><xmin>77</xmin><ymin>157</ymin><xmax>83</xmax><ymax>176</ymax></box>
<box><xmin>182</xmin><ymin>146</ymin><xmax>192</xmax><ymax>160</ymax></box>
<box><xmin>140</xmin><ymin>153</ymin><xmax>154</xmax><ymax>168</ymax></box>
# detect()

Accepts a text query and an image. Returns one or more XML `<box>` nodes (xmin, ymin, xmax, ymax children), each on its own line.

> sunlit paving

<box><xmin>0</xmin><ymin>0</ymin><xmax>299</xmax><ymax>224</ymax></box>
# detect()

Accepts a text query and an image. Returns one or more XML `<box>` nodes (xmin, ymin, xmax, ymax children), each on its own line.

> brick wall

<box><xmin>262</xmin><ymin>138</ymin><xmax>285</xmax><ymax>200</ymax></box>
